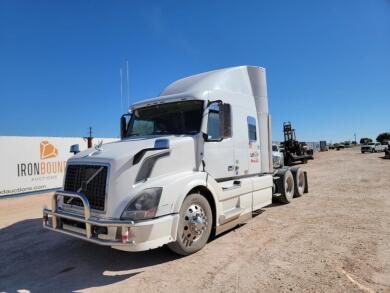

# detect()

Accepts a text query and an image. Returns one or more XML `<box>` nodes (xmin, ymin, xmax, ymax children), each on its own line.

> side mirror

<box><xmin>202</xmin><ymin>101</ymin><xmax>231</xmax><ymax>142</ymax></box>
<box><xmin>219</xmin><ymin>103</ymin><xmax>232</xmax><ymax>139</ymax></box>
<box><xmin>120</xmin><ymin>113</ymin><xmax>131</xmax><ymax>139</ymax></box>
<box><xmin>70</xmin><ymin>144</ymin><xmax>80</xmax><ymax>155</ymax></box>
<box><xmin>120</xmin><ymin>116</ymin><xmax>127</xmax><ymax>139</ymax></box>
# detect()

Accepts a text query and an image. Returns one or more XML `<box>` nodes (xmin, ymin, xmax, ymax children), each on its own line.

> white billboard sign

<box><xmin>0</xmin><ymin>136</ymin><xmax>117</xmax><ymax>197</ymax></box>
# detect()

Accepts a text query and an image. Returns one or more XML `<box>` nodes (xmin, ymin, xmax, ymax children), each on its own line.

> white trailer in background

<box><xmin>43</xmin><ymin>66</ymin><xmax>308</xmax><ymax>255</ymax></box>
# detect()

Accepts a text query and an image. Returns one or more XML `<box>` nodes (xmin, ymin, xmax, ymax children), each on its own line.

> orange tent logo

<box><xmin>40</xmin><ymin>140</ymin><xmax>58</xmax><ymax>160</ymax></box>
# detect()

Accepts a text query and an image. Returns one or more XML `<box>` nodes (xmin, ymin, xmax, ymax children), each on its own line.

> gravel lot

<box><xmin>1</xmin><ymin>147</ymin><xmax>389</xmax><ymax>292</ymax></box>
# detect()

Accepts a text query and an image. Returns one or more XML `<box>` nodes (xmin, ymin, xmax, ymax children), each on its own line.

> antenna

<box><xmin>126</xmin><ymin>59</ymin><xmax>130</xmax><ymax>109</ymax></box>
<box><xmin>120</xmin><ymin>68</ymin><xmax>123</xmax><ymax>112</ymax></box>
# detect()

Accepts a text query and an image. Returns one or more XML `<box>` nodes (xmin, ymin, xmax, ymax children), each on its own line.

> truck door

<box><xmin>202</xmin><ymin>102</ymin><xmax>234</xmax><ymax>180</ymax></box>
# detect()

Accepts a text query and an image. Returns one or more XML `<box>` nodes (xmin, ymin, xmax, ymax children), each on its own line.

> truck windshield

<box><xmin>125</xmin><ymin>100</ymin><xmax>204</xmax><ymax>138</ymax></box>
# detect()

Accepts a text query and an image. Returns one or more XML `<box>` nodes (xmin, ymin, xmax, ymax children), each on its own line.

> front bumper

<box><xmin>43</xmin><ymin>191</ymin><xmax>179</xmax><ymax>251</ymax></box>
<box><xmin>361</xmin><ymin>148</ymin><xmax>372</xmax><ymax>152</ymax></box>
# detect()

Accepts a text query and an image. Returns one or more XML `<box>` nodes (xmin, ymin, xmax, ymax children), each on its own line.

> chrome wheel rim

<box><xmin>181</xmin><ymin>203</ymin><xmax>208</xmax><ymax>247</ymax></box>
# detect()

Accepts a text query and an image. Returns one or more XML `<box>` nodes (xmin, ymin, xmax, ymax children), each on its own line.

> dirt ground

<box><xmin>1</xmin><ymin>148</ymin><xmax>389</xmax><ymax>292</ymax></box>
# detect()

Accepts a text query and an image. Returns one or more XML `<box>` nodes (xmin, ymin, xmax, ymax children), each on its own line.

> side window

<box><xmin>247</xmin><ymin>116</ymin><xmax>257</xmax><ymax>142</ymax></box>
<box><xmin>207</xmin><ymin>103</ymin><xmax>221</xmax><ymax>140</ymax></box>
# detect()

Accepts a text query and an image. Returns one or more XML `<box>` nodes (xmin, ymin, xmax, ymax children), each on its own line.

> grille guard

<box><xmin>43</xmin><ymin>191</ymin><xmax>135</xmax><ymax>246</ymax></box>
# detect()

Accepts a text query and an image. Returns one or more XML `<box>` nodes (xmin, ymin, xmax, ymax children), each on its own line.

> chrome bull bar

<box><xmin>43</xmin><ymin>191</ymin><xmax>135</xmax><ymax>246</ymax></box>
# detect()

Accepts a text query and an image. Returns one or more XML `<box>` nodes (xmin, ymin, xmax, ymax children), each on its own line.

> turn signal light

<box><xmin>122</xmin><ymin>228</ymin><xmax>129</xmax><ymax>243</ymax></box>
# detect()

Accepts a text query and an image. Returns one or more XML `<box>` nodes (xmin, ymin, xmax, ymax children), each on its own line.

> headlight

<box><xmin>121</xmin><ymin>188</ymin><xmax>162</xmax><ymax>221</ymax></box>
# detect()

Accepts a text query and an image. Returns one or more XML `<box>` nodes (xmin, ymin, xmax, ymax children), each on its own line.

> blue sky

<box><xmin>0</xmin><ymin>0</ymin><xmax>389</xmax><ymax>142</ymax></box>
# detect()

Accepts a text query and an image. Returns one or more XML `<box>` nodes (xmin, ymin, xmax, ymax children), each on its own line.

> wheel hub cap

<box><xmin>182</xmin><ymin>203</ymin><xmax>207</xmax><ymax>245</ymax></box>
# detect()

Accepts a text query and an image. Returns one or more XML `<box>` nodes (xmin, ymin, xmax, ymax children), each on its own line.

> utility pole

<box><xmin>84</xmin><ymin>127</ymin><xmax>94</xmax><ymax>148</ymax></box>
<box><xmin>354</xmin><ymin>133</ymin><xmax>357</xmax><ymax>145</ymax></box>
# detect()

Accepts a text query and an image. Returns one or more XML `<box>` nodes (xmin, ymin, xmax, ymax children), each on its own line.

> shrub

<box><xmin>376</xmin><ymin>132</ymin><xmax>390</xmax><ymax>144</ymax></box>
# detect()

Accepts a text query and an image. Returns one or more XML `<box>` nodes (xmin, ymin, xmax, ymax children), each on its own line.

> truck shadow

<box><xmin>0</xmin><ymin>218</ymin><xmax>179</xmax><ymax>292</ymax></box>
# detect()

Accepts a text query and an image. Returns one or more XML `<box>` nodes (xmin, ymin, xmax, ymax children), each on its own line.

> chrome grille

<box><xmin>63</xmin><ymin>164</ymin><xmax>108</xmax><ymax>211</ymax></box>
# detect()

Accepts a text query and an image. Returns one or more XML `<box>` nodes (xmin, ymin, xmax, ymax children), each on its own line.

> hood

<box><xmin>69</xmin><ymin>136</ymin><xmax>161</xmax><ymax>164</ymax></box>
<box><xmin>65</xmin><ymin>135</ymin><xmax>200</xmax><ymax>218</ymax></box>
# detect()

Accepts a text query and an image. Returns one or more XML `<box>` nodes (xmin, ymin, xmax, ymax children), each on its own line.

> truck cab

<box><xmin>43</xmin><ymin>66</ymin><xmax>307</xmax><ymax>255</ymax></box>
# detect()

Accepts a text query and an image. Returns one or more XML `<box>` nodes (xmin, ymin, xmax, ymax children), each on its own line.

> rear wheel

<box><xmin>290</xmin><ymin>167</ymin><xmax>305</xmax><ymax>197</ymax></box>
<box><xmin>276</xmin><ymin>169</ymin><xmax>295</xmax><ymax>204</ymax></box>
<box><xmin>168</xmin><ymin>193</ymin><xmax>213</xmax><ymax>255</ymax></box>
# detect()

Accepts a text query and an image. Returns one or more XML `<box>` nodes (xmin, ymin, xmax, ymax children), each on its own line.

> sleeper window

<box><xmin>247</xmin><ymin>116</ymin><xmax>257</xmax><ymax>142</ymax></box>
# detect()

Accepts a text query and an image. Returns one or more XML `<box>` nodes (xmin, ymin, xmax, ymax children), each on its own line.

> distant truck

<box><xmin>361</xmin><ymin>142</ymin><xmax>388</xmax><ymax>153</ymax></box>
<box><xmin>43</xmin><ymin>66</ymin><xmax>308</xmax><ymax>255</ymax></box>
<box><xmin>272</xmin><ymin>144</ymin><xmax>284</xmax><ymax>168</ymax></box>
<box><xmin>320</xmin><ymin>141</ymin><xmax>328</xmax><ymax>151</ymax></box>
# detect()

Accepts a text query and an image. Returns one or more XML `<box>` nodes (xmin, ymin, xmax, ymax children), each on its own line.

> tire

<box><xmin>361</xmin><ymin>151</ymin><xmax>365</xmax><ymax>154</ymax></box>
<box><xmin>290</xmin><ymin>167</ymin><xmax>305</xmax><ymax>197</ymax></box>
<box><xmin>168</xmin><ymin>193</ymin><xmax>213</xmax><ymax>256</ymax></box>
<box><xmin>275</xmin><ymin>169</ymin><xmax>295</xmax><ymax>204</ymax></box>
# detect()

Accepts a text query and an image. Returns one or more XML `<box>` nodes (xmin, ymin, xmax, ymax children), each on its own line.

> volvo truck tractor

<box><xmin>43</xmin><ymin>66</ymin><xmax>308</xmax><ymax>255</ymax></box>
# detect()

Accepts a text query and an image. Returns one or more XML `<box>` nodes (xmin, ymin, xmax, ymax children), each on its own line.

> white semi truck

<box><xmin>43</xmin><ymin>66</ymin><xmax>308</xmax><ymax>255</ymax></box>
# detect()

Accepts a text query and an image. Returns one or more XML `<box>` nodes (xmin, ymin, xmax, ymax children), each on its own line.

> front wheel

<box><xmin>168</xmin><ymin>193</ymin><xmax>213</xmax><ymax>255</ymax></box>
